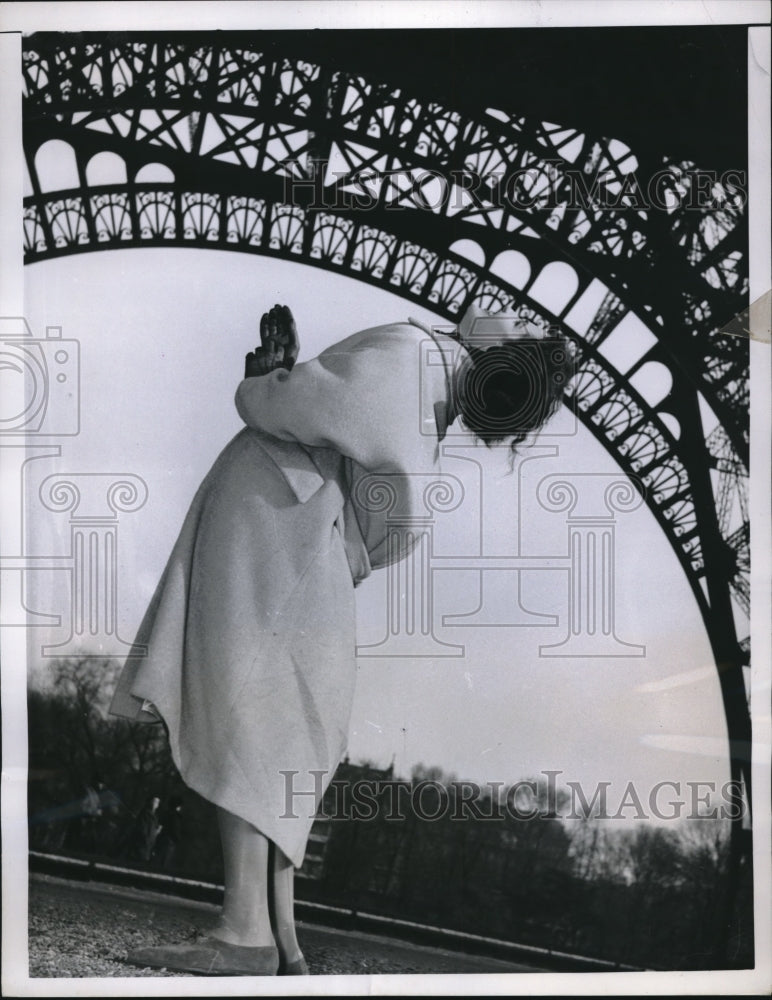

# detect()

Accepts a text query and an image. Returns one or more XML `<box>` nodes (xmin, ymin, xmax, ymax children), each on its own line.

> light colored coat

<box><xmin>110</xmin><ymin>322</ymin><xmax>463</xmax><ymax>866</ymax></box>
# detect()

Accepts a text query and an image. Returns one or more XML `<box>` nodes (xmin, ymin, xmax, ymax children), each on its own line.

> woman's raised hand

<box><xmin>244</xmin><ymin>304</ymin><xmax>301</xmax><ymax>378</ymax></box>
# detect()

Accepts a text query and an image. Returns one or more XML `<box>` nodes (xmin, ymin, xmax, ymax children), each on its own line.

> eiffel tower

<box><xmin>20</xmin><ymin>30</ymin><xmax>752</xmax><ymax>956</ymax></box>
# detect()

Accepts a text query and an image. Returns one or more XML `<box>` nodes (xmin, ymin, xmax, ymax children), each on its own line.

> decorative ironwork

<box><xmin>22</xmin><ymin>38</ymin><xmax>748</xmax><ymax>453</ymax></box>
<box><xmin>225</xmin><ymin>195</ymin><xmax>267</xmax><ymax>245</ymax></box>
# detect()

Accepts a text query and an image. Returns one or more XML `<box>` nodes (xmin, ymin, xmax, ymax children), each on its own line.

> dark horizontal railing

<box><xmin>29</xmin><ymin>850</ymin><xmax>644</xmax><ymax>973</ymax></box>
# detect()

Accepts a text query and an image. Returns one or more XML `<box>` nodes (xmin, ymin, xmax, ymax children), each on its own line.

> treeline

<box><xmin>308</xmin><ymin>761</ymin><xmax>751</xmax><ymax>970</ymax></box>
<box><xmin>28</xmin><ymin>657</ymin><xmax>222</xmax><ymax>876</ymax></box>
<box><xmin>27</xmin><ymin>658</ymin><xmax>752</xmax><ymax>970</ymax></box>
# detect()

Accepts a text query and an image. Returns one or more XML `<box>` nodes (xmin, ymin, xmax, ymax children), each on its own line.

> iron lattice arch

<box><xmin>21</xmin><ymin>34</ymin><xmax>750</xmax><ymax>795</ymax></box>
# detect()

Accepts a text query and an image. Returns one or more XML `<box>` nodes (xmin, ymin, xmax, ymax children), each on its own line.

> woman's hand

<box><xmin>244</xmin><ymin>304</ymin><xmax>300</xmax><ymax>378</ymax></box>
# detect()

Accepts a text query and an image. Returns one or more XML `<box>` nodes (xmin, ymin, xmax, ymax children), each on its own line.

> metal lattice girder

<box><xmin>21</xmin><ymin>33</ymin><xmax>749</xmax><ymax>666</ymax></box>
<box><xmin>21</xmin><ymin>36</ymin><xmax>749</xmax><ymax>459</ymax></box>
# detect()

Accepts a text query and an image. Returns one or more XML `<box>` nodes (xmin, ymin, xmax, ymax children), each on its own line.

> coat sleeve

<box><xmin>234</xmin><ymin>325</ymin><xmax>430</xmax><ymax>473</ymax></box>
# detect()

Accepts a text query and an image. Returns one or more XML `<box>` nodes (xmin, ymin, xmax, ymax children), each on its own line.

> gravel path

<box><xmin>27</xmin><ymin>874</ymin><xmax>541</xmax><ymax>979</ymax></box>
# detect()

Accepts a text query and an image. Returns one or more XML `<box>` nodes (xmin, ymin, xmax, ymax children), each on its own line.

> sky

<box><xmin>16</xmin><ymin>247</ymin><xmax>732</xmax><ymax>814</ymax></box>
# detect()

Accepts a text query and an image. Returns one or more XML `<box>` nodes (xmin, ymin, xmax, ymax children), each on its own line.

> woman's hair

<box><xmin>457</xmin><ymin>333</ymin><xmax>574</xmax><ymax>453</ymax></box>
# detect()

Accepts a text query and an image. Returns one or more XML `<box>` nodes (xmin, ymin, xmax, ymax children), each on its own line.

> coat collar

<box><xmin>407</xmin><ymin>316</ymin><xmax>466</xmax><ymax>443</ymax></box>
<box><xmin>253</xmin><ymin>433</ymin><xmax>328</xmax><ymax>503</ymax></box>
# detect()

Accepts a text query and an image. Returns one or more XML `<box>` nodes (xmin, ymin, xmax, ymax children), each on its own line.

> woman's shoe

<box><xmin>124</xmin><ymin>936</ymin><xmax>279</xmax><ymax>976</ymax></box>
<box><xmin>278</xmin><ymin>954</ymin><xmax>309</xmax><ymax>976</ymax></box>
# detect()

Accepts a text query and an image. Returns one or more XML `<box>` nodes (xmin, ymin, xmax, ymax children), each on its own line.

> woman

<box><xmin>112</xmin><ymin>303</ymin><xmax>571</xmax><ymax>976</ymax></box>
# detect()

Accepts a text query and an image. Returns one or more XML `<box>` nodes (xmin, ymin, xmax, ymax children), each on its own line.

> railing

<box><xmin>29</xmin><ymin>850</ymin><xmax>645</xmax><ymax>972</ymax></box>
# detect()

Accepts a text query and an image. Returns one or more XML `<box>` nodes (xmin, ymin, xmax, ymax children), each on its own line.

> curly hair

<box><xmin>457</xmin><ymin>333</ymin><xmax>574</xmax><ymax>454</ymax></box>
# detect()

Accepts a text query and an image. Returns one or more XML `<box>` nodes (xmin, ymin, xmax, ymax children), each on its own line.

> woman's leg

<box><xmin>211</xmin><ymin>806</ymin><xmax>275</xmax><ymax>948</ymax></box>
<box><xmin>268</xmin><ymin>843</ymin><xmax>305</xmax><ymax>969</ymax></box>
<box><xmin>124</xmin><ymin>806</ymin><xmax>279</xmax><ymax>974</ymax></box>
